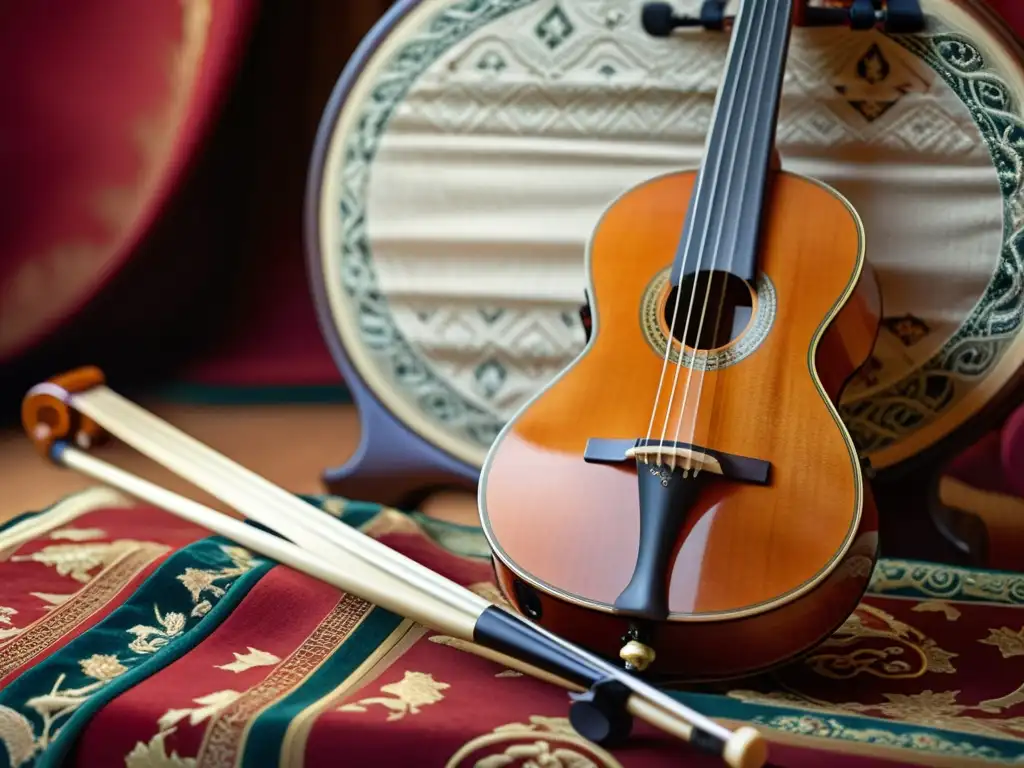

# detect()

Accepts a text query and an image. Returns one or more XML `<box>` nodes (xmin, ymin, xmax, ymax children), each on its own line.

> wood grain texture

<box><xmin>479</xmin><ymin>169</ymin><xmax>882</xmax><ymax>679</ymax></box>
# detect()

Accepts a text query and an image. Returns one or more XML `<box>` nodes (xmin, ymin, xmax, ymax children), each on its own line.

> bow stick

<box><xmin>21</xmin><ymin>367</ymin><xmax>767</xmax><ymax>768</ymax></box>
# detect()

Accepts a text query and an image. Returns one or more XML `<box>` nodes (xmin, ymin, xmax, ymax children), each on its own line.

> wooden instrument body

<box><xmin>479</xmin><ymin>168</ymin><xmax>882</xmax><ymax>681</ymax></box>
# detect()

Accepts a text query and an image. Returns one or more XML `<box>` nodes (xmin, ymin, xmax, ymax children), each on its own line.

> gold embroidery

<box><xmin>30</xmin><ymin>593</ymin><xmax>71</xmax><ymax>611</ymax></box>
<box><xmin>177</xmin><ymin>546</ymin><xmax>256</xmax><ymax>603</ymax></box>
<box><xmin>0</xmin><ymin>607</ymin><xmax>22</xmax><ymax>641</ymax></box>
<box><xmin>979</xmin><ymin>627</ymin><xmax>1024</xmax><ymax>658</ymax></box>
<box><xmin>126</xmin><ymin>544</ymin><xmax>257</xmax><ymax>655</ymax></box>
<box><xmin>198</xmin><ymin>591</ymin><xmax>375</xmax><ymax>768</ymax></box>
<box><xmin>0</xmin><ymin>488</ymin><xmax>132</xmax><ymax>562</ymax></box>
<box><xmin>125</xmin><ymin>728</ymin><xmax>197</xmax><ymax>768</ymax></box>
<box><xmin>800</xmin><ymin>604</ymin><xmax>956</xmax><ymax>679</ymax></box>
<box><xmin>339</xmin><ymin>671</ymin><xmax>450</xmax><ymax>721</ymax></box>
<box><xmin>213</xmin><ymin>647</ymin><xmax>281</xmax><ymax>673</ymax></box>
<box><xmin>446</xmin><ymin>716</ymin><xmax>623</xmax><ymax>768</ymax></box>
<box><xmin>0</xmin><ymin>705</ymin><xmax>37</xmax><ymax>766</ymax></box>
<box><xmin>159</xmin><ymin>691</ymin><xmax>243</xmax><ymax>731</ymax></box>
<box><xmin>872</xmin><ymin>690</ymin><xmax>966</xmax><ymax>719</ymax></box>
<box><xmin>0</xmin><ymin>544</ymin><xmax>168</xmax><ymax>679</ymax></box>
<box><xmin>0</xmin><ymin>653</ymin><xmax>128</xmax><ymax>761</ymax></box>
<box><xmin>870</xmin><ymin>560</ymin><xmax>1024</xmax><ymax>606</ymax></box>
<box><xmin>48</xmin><ymin>528</ymin><xmax>107</xmax><ymax>542</ymax></box>
<box><xmin>911</xmin><ymin>601</ymin><xmax>961</xmax><ymax>621</ymax></box>
<box><xmin>12</xmin><ymin>540</ymin><xmax>150</xmax><ymax>583</ymax></box>
<box><xmin>79</xmin><ymin>653</ymin><xmax>127</xmax><ymax>681</ymax></box>
<box><xmin>278</xmin><ymin>621</ymin><xmax>426</xmax><ymax>768</ymax></box>
<box><xmin>128</xmin><ymin>606</ymin><xmax>186</xmax><ymax>654</ymax></box>
<box><xmin>760</xmin><ymin>714</ymin><xmax>1008</xmax><ymax>760</ymax></box>
<box><xmin>729</xmin><ymin>687</ymin><xmax>1024</xmax><ymax>742</ymax></box>
<box><xmin>979</xmin><ymin>683</ymin><xmax>1024</xmax><ymax>713</ymax></box>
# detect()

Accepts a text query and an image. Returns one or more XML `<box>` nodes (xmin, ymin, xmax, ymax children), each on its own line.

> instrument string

<box><xmin>643</xmin><ymin>0</ymin><xmax>761</xmax><ymax>467</ymax></box>
<box><xmin>682</xmin><ymin>0</ymin><xmax>792</xmax><ymax>461</ymax></box>
<box><xmin>664</xmin><ymin>0</ymin><xmax>775</xmax><ymax>472</ymax></box>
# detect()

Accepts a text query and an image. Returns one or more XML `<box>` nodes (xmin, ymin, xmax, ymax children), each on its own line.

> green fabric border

<box><xmin>868</xmin><ymin>559</ymin><xmax>1024</xmax><ymax>606</ymax></box>
<box><xmin>155</xmin><ymin>383</ymin><xmax>352</xmax><ymax>406</ymax></box>
<box><xmin>0</xmin><ymin>535</ymin><xmax>274</xmax><ymax>768</ymax></box>
<box><xmin>667</xmin><ymin>690</ymin><xmax>1022</xmax><ymax>762</ymax></box>
<box><xmin>0</xmin><ymin>509</ymin><xmax>42</xmax><ymax>535</ymax></box>
<box><xmin>240</xmin><ymin>607</ymin><xmax>405</xmax><ymax>767</ymax></box>
<box><xmin>4</xmin><ymin>489</ymin><xmax>1024</xmax><ymax>767</ymax></box>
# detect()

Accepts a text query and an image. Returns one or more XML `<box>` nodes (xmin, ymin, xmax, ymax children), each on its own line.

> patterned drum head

<box><xmin>310</xmin><ymin>0</ymin><xmax>1024</xmax><ymax>475</ymax></box>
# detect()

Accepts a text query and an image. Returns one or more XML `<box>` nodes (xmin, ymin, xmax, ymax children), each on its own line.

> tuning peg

<box><xmin>641</xmin><ymin>1</ymin><xmax>727</xmax><ymax>36</ymax></box>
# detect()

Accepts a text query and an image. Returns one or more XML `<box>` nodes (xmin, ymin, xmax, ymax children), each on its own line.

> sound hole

<box><xmin>663</xmin><ymin>270</ymin><xmax>754</xmax><ymax>351</ymax></box>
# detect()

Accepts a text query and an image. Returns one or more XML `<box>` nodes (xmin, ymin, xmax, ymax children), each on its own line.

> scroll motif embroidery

<box><xmin>447</xmin><ymin>716</ymin><xmax>623</xmax><ymax>768</ymax></box>
<box><xmin>800</xmin><ymin>604</ymin><xmax>957</xmax><ymax>679</ymax></box>
<box><xmin>338</xmin><ymin>671</ymin><xmax>450</xmax><ymax>721</ymax></box>
<box><xmin>869</xmin><ymin>560</ymin><xmax>1024</xmax><ymax>605</ymax></box>
<box><xmin>979</xmin><ymin>627</ymin><xmax>1024</xmax><ymax>659</ymax></box>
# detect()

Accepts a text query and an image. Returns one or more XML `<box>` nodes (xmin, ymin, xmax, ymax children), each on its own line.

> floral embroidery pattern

<box><xmin>124</xmin><ymin>728</ymin><xmax>196</xmax><ymax>768</ymax></box>
<box><xmin>0</xmin><ymin>653</ymin><xmax>129</xmax><ymax>765</ymax></box>
<box><xmin>127</xmin><ymin>546</ymin><xmax>260</xmax><ymax>655</ymax></box>
<box><xmin>158</xmin><ymin>691</ymin><xmax>243</xmax><ymax>731</ymax></box>
<box><xmin>0</xmin><ymin>540</ymin><xmax>263</xmax><ymax>766</ymax></box>
<box><xmin>979</xmin><ymin>627</ymin><xmax>1024</xmax><ymax>659</ymax></box>
<box><xmin>213</xmin><ymin>648</ymin><xmax>281</xmax><ymax>674</ymax></box>
<box><xmin>128</xmin><ymin>607</ymin><xmax>187</xmax><ymax>655</ymax></box>
<box><xmin>0</xmin><ymin>607</ymin><xmax>22</xmax><ymax>641</ymax></box>
<box><xmin>338</xmin><ymin>671</ymin><xmax>450</xmax><ymax>721</ymax></box>
<box><xmin>11</xmin><ymin>540</ymin><xmax>149</xmax><ymax>583</ymax></box>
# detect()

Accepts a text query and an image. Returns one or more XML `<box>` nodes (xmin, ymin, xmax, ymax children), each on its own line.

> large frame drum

<box><xmin>307</xmin><ymin>0</ymin><xmax>1024</xmax><ymax>506</ymax></box>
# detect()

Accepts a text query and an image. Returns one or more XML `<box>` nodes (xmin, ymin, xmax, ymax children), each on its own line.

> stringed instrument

<box><xmin>478</xmin><ymin>0</ymin><xmax>915</xmax><ymax>682</ymax></box>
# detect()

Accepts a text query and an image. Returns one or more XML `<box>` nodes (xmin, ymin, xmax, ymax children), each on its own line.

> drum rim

<box><xmin>306</xmin><ymin>0</ymin><xmax>1024</xmax><ymax>479</ymax></box>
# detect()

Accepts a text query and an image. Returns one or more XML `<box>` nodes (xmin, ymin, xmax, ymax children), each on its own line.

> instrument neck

<box><xmin>672</xmin><ymin>0</ymin><xmax>795</xmax><ymax>286</ymax></box>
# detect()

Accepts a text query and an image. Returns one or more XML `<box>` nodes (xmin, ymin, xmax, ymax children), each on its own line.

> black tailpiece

<box><xmin>614</xmin><ymin>461</ymin><xmax>705</xmax><ymax>620</ymax></box>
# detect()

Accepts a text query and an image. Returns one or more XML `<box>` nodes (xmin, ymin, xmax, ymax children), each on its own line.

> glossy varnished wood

<box><xmin>479</xmin><ymin>169</ymin><xmax>881</xmax><ymax>680</ymax></box>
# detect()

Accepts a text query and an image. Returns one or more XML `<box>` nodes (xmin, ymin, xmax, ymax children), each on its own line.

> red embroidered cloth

<box><xmin>1</xmin><ymin>489</ymin><xmax>1022</xmax><ymax>767</ymax></box>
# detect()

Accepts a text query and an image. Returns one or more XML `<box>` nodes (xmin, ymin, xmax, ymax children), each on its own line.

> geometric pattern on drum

<box><xmin>334</xmin><ymin>0</ymin><xmax>1023</xmax><ymax>458</ymax></box>
<box><xmin>840</xmin><ymin>32</ymin><xmax>1024</xmax><ymax>454</ymax></box>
